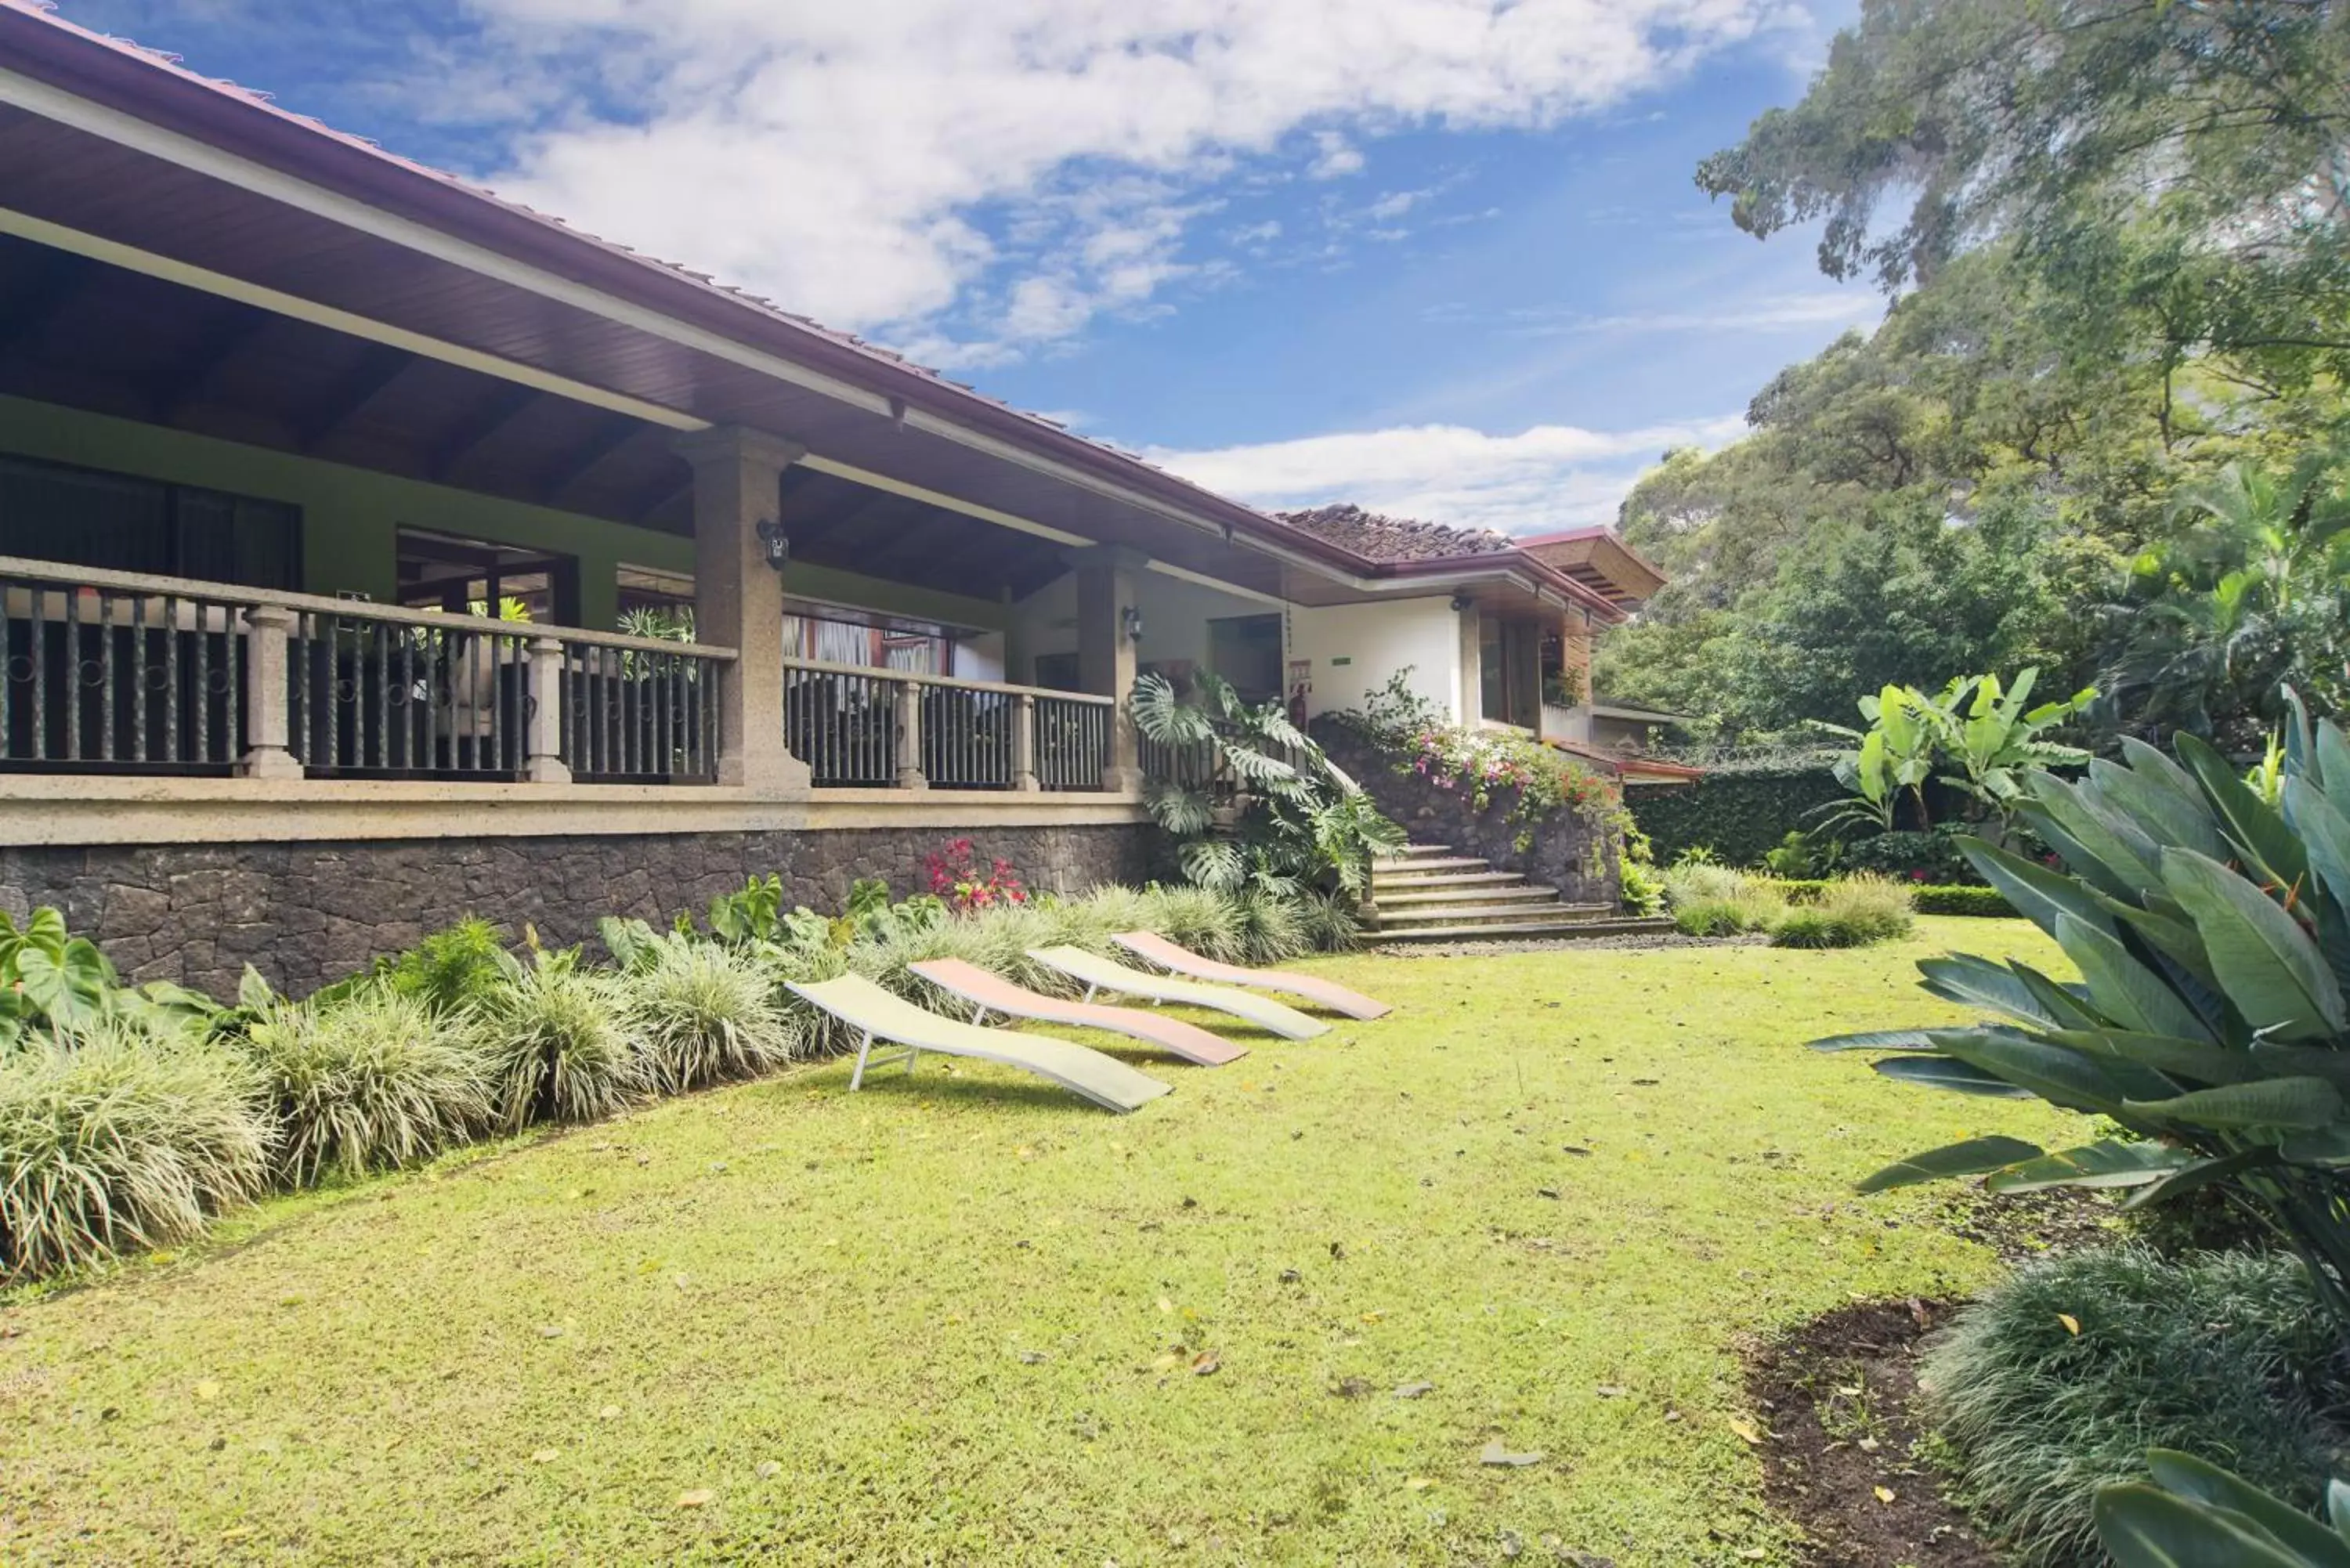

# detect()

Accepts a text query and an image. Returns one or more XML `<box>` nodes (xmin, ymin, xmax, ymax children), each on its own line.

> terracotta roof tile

<box><xmin>1273</xmin><ymin>503</ymin><xmax>1513</xmax><ymax>563</ymax></box>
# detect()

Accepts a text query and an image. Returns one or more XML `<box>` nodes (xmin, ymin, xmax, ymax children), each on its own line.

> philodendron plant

<box><xmin>1813</xmin><ymin>694</ymin><xmax>2350</xmax><ymax>1328</ymax></box>
<box><xmin>2099</xmin><ymin>1451</ymin><xmax>2350</xmax><ymax>1568</ymax></box>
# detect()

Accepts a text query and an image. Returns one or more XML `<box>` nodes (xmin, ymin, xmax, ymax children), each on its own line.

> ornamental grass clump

<box><xmin>1924</xmin><ymin>1247</ymin><xmax>2343</xmax><ymax>1568</ymax></box>
<box><xmin>1661</xmin><ymin>863</ymin><xmax>1787</xmax><ymax>937</ymax></box>
<box><xmin>1133</xmin><ymin>884</ymin><xmax>1247</xmax><ymax>963</ymax></box>
<box><xmin>240</xmin><ymin>988</ymin><xmax>493</xmax><ymax>1186</ymax></box>
<box><xmin>1770</xmin><ymin>873</ymin><xmax>1916</xmax><ymax>948</ymax></box>
<box><xmin>1233</xmin><ymin>889</ymin><xmax>1310</xmax><ymax>963</ymax></box>
<box><xmin>621</xmin><ymin>935</ymin><xmax>798</xmax><ymax>1093</ymax></box>
<box><xmin>0</xmin><ymin>1024</ymin><xmax>273</xmax><ymax>1282</ymax></box>
<box><xmin>475</xmin><ymin>948</ymin><xmax>649</xmax><ymax>1130</ymax></box>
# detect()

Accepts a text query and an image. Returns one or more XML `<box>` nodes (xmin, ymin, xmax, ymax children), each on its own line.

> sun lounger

<box><xmin>786</xmin><ymin>974</ymin><xmax>1172</xmax><ymax>1113</ymax></box>
<box><xmin>1025</xmin><ymin>946</ymin><xmax>1330</xmax><ymax>1040</ymax></box>
<box><xmin>909</xmin><ymin>957</ymin><xmax>1249</xmax><ymax>1067</ymax></box>
<box><xmin>1112</xmin><ymin>930</ymin><xmax>1394</xmax><ymax>1020</ymax></box>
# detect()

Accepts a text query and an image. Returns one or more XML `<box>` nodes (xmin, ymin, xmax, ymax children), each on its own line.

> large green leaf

<box><xmin>1960</xmin><ymin>836</ymin><xmax>2115</xmax><ymax>944</ymax></box>
<box><xmin>1871</xmin><ymin>1055</ymin><xmax>2037</xmax><ymax>1097</ymax></box>
<box><xmin>2144</xmin><ymin>1451</ymin><xmax>2350</xmax><ymax>1567</ymax></box>
<box><xmin>2120</xmin><ymin>735</ymin><xmax>2215</xmax><ymax>815</ymax></box>
<box><xmin>1809</xmin><ymin>1028</ymin><xmax>1943</xmax><ymax>1053</ymax></box>
<box><xmin>2088</xmin><ymin>758</ymin><xmax>2229</xmax><ymax>863</ymax></box>
<box><xmin>2284</xmin><ymin>776</ymin><xmax>2350</xmax><ymax>919</ymax></box>
<box><xmin>2124</xmin><ymin>1148</ymin><xmax>2280</xmax><ymax>1211</ymax></box>
<box><xmin>2123</xmin><ymin>1077</ymin><xmax>2344</xmax><ymax>1131</ymax></box>
<box><xmin>2055</xmin><ymin>913</ymin><xmax>2215</xmax><ymax>1042</ymax></box>
<box><xmin>2095</xmin><ymin>1483</ymin><xmax>2319</xmax><ymax>1568</ymax></box>
<box><xmin>2162</xmin><ymin>849</ymin><xmax>2346</xmax><ymax>1042</ymax></box>
<box><xmin>2316</xmin><ymin>719</ymin><xmax>2350</xmax><ymax>822</ymax></box>
<box><xmin>2043</xmin><ymin>1029</ymin><xmax>2256</xmax><ymax>1088</ymax></box>
<box><xmin>2177</xmin><ymin>731</ymin><xmax>2309</xmax><ymax>890</ymax></box>
<box><xmin>2014</xmin><ymin>963</ymin><xmax>2114</xmax><ymax>1032</ymax></box>
<box><xmin>1917</xmin><ymin>955</ymin><xmax>2066</xmax><ymax>1028</ymax></box>
<box><xmin>1856</xmin><ymin>1135</ymin><xmax>2044</xmax><ymax>1194</ymax></box>
<box><xmin>1933</xmin><ymin>1028</ymin><xmax>2138</xmax><ymax>1117</ymax></box>
<box><xmin>1986</xmin><ymin>1140</ymin><xmax>2191</xmax><ymax>1193</ymax></box>
<box><xmin>2029</xmin><ymin>773</ymin><xmax>2167</xmax><ymax>901</ymax></box>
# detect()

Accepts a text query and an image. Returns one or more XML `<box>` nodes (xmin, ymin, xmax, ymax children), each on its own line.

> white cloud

<box><xmin>1307</xmin><ymin>131</ymin><xmax>1367</xmax><ymax>180</ymax></box>
<box><xmin>1144</xmin><ymin>414</ymin><xmax>1748</xmax><ymax>533</ymax></box>
<box><xmin>457</xmin><ymin>0</ymin><xmax>1803</xmax><ymax>358</ymax></box>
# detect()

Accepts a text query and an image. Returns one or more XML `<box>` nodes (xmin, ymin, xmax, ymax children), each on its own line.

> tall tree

<box><xmin>1697</xmin><ymin>1</ymin><xmax>2350</xmax><ymax>393</ymax></box>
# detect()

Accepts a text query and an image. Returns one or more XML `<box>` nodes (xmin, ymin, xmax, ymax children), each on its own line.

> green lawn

<box><xmin>0</xmin><ymin>919</ymin><xmax>2076</xmax><ymax>1566</ymax></box>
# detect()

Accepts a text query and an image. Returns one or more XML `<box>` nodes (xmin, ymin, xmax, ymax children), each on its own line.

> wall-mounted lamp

<box><xmin>754</xmin><ymin>517</ymin><xmax>790</xmax><ymax>572</ymax></box>
<box><xmin>1120</xmin><ymin>605</ymin><xmax>1144</xmax><ymax>643</ymax></box>
<box><xmin>1449</xmin><ymin>592</ymin><xmax>1473</xmax><ymax>613</ymax></box>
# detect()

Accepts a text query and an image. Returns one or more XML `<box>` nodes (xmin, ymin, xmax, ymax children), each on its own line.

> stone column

<box><xmin>1455</xmin><ymin>599</ymin><xmax>1482</xmax><ymax>726</ymax></box>
<box><xmin>237</xmin><ymin>604</ymin><xmax>303</xmax><ymax>779</ymax></box>
<box><xmin>1010</xmin><ymin>692</ymin><xmax>1041</xmax><ymax>792</ymax></box>
<box><xmin>894</xmin><ymin>683</ymin><xmax>928</xmax><ymax>790</ymax></box>
<box><xmin>671</xmin><ymin>427</ymin><xmax>811</xmax><ymax>796</ymax></box>
<box><xmin>1068</xmin><ymin>544</ymin><xmax>1146</xmax><ymax>793</ymax></box>
<box><xmin>525</xmin><ymin>635</ymin><xmax>571</xmax><ymax>784</ymax></box>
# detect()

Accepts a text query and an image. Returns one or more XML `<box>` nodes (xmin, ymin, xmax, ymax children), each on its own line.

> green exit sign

<box><xmin>1329</xmin><ymin>656</ymin><xmax>1352</xmax><ymax>667</ymax></box>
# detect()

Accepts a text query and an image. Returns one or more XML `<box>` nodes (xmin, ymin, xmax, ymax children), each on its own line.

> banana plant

<box><xmin>1932</xmin><ymin>668</ymin><xmax>2096</xmax><ymax>833</ymax></box>
<box><xmin>2098</xmin><ymin>1451</ymin><xmax>2350</xmax><ymax>1567</ymax></box>
<box><xmin>1812</xmin><ymin>692</ymin><xmax>2350</xmax><ymax>1330</ymax></box>
<box><xmin>1817</xmin><ymin>685</ymin><xmax>1942</xmax><ymax>833</ymax></box>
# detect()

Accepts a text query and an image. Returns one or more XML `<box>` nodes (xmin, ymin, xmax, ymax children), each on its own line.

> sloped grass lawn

<box><xmin>0</xmin><ymin>919</ymin><xmax>2073</xmax><ymax>1566</ymax></box>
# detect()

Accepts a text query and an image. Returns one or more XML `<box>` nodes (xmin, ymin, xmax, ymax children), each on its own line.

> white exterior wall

<box><xmin>1288</xmin><ymin>597</ymin><xmax>1470</xmax><ymax>726</ymax></box>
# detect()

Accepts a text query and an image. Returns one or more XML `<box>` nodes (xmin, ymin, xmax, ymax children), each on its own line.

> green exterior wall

<box><xmin>0</xmin><ymin>396</ymin><xmax>1013</xmax><ymax>635</ymax></box>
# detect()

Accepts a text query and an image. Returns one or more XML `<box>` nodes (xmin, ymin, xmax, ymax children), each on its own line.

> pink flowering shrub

<box><xmin>1405</xmin><ymin>725</ymin><xmax>1621</xmax><ymax>818</ymax></box>
<box><xmin>924</xmin><ymin>838</ymin><xmax>1028</xmax><ymax>912</ymax></box>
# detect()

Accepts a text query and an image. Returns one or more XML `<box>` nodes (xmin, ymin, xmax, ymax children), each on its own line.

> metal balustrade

<box><xmin>1036</xmin><ymin>694</ymin><xmax>1112</xmax><ymax>790</ymax></box>
<box><xmin>0</xmin><ymin>556</ymin><xmax>732</xmax><ymax>785</ymax></box>
<box><xmin>783</xmin><ymin>658</ymin><xmax>1116</xmax><ymax>790</ymax></box>
<box><xmin>562</xmin><ymin>641</ymin><xmax>721</xmax><ymax>785</ymax></box>
<box><xmin>1</xmin><ymin>558</ymin><xmax>1133</xmax><ymax>794</ymax></box>
<box><xmin>1</xmin><ymin>572</ymin><xmax>248</xmax><ymax>771</ymax></box>
<box><xmin>291</xmin><ymin>611</ymin><xmax>533</xmax><ymax>779</ymax></box>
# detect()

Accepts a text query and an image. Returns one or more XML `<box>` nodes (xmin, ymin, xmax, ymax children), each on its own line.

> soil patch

<box><xmin>1745</xmin><ymin>1299</ymin><xmax>1996</xmax><ymax>1568</ymax></box>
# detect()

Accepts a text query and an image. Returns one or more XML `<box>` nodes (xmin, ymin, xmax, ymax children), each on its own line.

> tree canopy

<box><xmin>1599</xmin><ymin>1</ymin><xmax>2350</xmax><ymax>753</ymax></box>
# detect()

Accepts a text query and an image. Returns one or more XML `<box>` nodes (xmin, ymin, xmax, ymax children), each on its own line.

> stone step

<box><xmin>1379</xmin><ymin>844</ymin><xmax>1456</xmax><ymax>859</ymax></box>
<box><xmin>1375</xmin><ymin>902</ymin><xmax>1616</xmax><ymax>929</ymax></box>
<box><xmin>1374</xmin><ymin>883</ymin><xmax>1564</xmax><ymax>907</ymax></box>
<box><xmin>1368</xmin><ymin>864</ymin><xmax>1506</xmax><ymax>886</ymax></box>
<box><xmin>1363</xmin><ymin>916</ymin><xmax>1676</xmax><ymax>945</ymax></box>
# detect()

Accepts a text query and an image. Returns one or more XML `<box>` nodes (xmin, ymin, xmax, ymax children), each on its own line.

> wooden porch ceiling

<box><xmin>0</xmin><ymin>93</ymin><xmax>1299</xmax><ymax>602</ymax></box>
<box><xmin>0</xmin><ymin>233</ymin><xmax>1068</xmax><ymax>602</ymax></box>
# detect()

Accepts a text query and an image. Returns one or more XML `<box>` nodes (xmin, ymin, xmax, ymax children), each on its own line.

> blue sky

<box><xmin>49</xmin><ymin>0</ymin><xmax>1878</xmax><ymax>533</ymax></box>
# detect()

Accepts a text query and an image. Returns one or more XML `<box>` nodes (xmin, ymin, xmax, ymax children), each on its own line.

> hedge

<box><xmin>1776</xmin><ymin>880</ymin><xmax>2017</xmax><ymax>917</ymax></box>
<box><xmin>1626</xmin><ymin>753</ymin><xmax>1846</xmax><ymax>865</ymax></box>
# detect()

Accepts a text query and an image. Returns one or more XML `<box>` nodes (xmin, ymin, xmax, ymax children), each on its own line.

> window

<box><xmin>0</xmin><ymin>453</ymin><xmax>299</xmax><ymax>589</ymax></box>
<box><xmin>396</xmin><ymin>528</ymin><xmax>579</xmax><ymax>623</ymax></box>
<box><xmin>1208</xmin><ymin>613</ymin><xmax>1284</xmax><ymax>703</ymax></box>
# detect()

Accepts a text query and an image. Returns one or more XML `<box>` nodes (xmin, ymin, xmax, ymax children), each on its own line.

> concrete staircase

<box><xmin>1364</xmin><ymin>844</ymin><xmax>1673</xmax><ymax>945</ymax></box>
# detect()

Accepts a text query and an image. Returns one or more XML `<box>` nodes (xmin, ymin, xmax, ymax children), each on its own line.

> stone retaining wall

<box><xmin>0</xmin><ymin>825</ymin><xmax>1155</xmax><ymax>999</ymax></box>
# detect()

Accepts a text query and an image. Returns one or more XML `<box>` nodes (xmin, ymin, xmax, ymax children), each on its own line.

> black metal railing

<box><xmin>783</xmin><ymin>659</ymin><xmax>1115</xmax><ymax>790</ymax></box>
<box><xmin>1036</xmin><ymin>694</ymin><xmax>1112</xmax><ymax>790</ymax></box>
<box><xmin>562</xmin><ymin>641</ymin><xmax>720</xmax><ymax>785</ymax></box>
<box><xmin>290</xmin><ymin>612</ymin><xmax>532</xmax><ymax>779</ymax></box>
<box><xmin>0</xmin><ymin>557</ymin><xmax>733</xmax><ymax>786</ymax></box>
<box><xmin>1</xmin><ymin>576</ymin><xmax>247</xmax><ymax>772</ymax></box>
